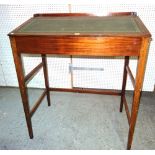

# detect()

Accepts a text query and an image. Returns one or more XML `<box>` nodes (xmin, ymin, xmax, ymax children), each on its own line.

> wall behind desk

<box><xmin>0</xmin><ymin>4</ymin><xmax>155</xmax><ymax>91</ymax></box>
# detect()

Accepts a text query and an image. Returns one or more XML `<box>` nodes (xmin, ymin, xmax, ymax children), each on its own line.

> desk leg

<box><xmin>120</xmin><ymin>56</ymin><xmax>129</xmax><ymax>112</ymax></box>
<box><xmin>127</xmin><ymin>38</ymin><xmax>150</xmax><ymax>150</ymax></box>
<box><xmin>42</xmin><ymin>54</ymin><xmax>51</xmax><ymax>106</ymax></box>
<box><xmin>10</xmin><ymin>37</ymin><xmax>33</xmax><ymax>138</ymax></box>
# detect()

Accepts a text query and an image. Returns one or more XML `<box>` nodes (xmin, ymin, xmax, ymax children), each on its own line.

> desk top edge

<box><xmin>8</xmin><ymin>13</ymin><xmax>151</xmax><ymax>38</ymax></box>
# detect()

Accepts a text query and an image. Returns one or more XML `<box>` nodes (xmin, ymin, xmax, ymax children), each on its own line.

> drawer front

<box><xmin>15</xmin><ymin>36</ymin><xmax>142</xmax><ymax>56</ymax></box>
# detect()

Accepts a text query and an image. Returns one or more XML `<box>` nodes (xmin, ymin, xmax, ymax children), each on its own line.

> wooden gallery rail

<box><xmin>8</xmin><ymin>12</ymin><xmax>151</xmax><ymax>150</ymax></box>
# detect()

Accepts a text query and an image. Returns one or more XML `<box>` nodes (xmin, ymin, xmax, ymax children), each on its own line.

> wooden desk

<box><xmin>8</xmin><ymin>13</ymin><xmax>151</xmax><ymax>149</ymax></box>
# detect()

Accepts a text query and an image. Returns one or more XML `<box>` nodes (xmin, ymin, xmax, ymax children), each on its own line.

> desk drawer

<box><xmin>15</xmin><ymin>36</ymin><xmax>142</xmax><ymax>56</ymax></box>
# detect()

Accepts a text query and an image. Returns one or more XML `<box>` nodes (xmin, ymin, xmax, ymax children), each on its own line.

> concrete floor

<box><xmin>0</xmin><ymin>87</ymin><xmax>154</xmax><ymax>150</ymax></box>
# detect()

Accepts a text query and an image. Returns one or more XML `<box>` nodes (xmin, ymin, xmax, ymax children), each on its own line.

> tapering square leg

<box><xmin>120</xmin><ymin>56</ymin><xmax>129</xmax><ymax>112</ymax></box>
<box><xmin>42</xmin><ymin>54</ymin><xmax>51</xmax><ymax>106</ymax></box>
<box><xmin>127</xmin><ymin>38</ymin><xmax>151</xmax><ymax>149</ymax></box>
<box><xmin>10</xmin><ymin>37</ymin><xmax>33</xmax><ymax>139</ymax></box>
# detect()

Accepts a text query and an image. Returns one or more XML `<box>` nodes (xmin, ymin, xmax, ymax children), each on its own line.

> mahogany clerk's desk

<box><xmin>8</xmin><ymin>13</ymin><xmax>151</xmax><ymax>149</ymax></box>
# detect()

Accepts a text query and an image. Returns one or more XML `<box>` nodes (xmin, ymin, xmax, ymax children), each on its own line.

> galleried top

<box><xmin>8</xmin><ymin>14</ymin><xmax>151</xmax><ymax>37</ymax></box>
